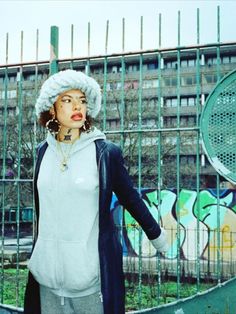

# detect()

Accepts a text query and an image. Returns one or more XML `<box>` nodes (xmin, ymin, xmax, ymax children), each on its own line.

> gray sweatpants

<box><xmin>40</xmin><ymin>285</ymin><xmax>104</xmax><ymax>314</ymax></box>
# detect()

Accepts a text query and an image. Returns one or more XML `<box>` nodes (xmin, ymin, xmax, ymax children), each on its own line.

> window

<box><xmin>172</xmin><ymin>77</ymin><xmax>177</xmax><ymax>86</ymax></box>
<box><xmin>188</xmin><ymin>97</ymin><xmax>195</xmax><ymax>106</ymax></box>
<box><xmin>230</xmin><ymin>56</ymin><xmax>236</xmax><ymax>63</ymax></box>
<box><xmin>180</xmin><ymin>116</ymin><xmax>187</xmax><ymax>126</ymax></box>
<box><xmin>172</xmin><ymin>98</ymin><xmax>177</xmax><ymax>107</ymax></box>
<box><xmin>124</xmin><ymin>81</ymin><xmax>139</xmax><ymax>90</ymax></box>
<box><xmin>184</xmin><ymin>76</ymin><xmax>196</xmax><ymax>85</ymax></box>
<box><xmin>166</xmin><ymin>99</ymin><xmax>171</xmax><ymax>107</ymax></box>
<box><xmin>0</xmin><ymin>90</ymin><xmax>17</xmax><ymax>99</ymax></box>
<box><xmin>142</xmin><ymin>118</ymin><xmax>156</xmax><ymax>128</ymax></box>
<box><xmin>109</xmin><ymin>82</ymin><xmax>119</xmax><ymax>90</ymax></box>
<box><xmin>205</xmin><ymin>74</ymin><xmax>217</xmax><ymax>84</ymax></box>
<box><xmin>111</xmin><ymin>66</ymin><xmax>118</xmax><ymax>73</ymax></box>
<box><xmin>142</xmin><ymin>137</ymin><xmax>157</xmax><ymax>146</ymax></box>
<box><xmin>143</xmin><ymin>64</ymin><xmax>148</xmax><ymax>71</ymax></box>
<box><xmin>164</xmin><ymin>77</ymin><xmax>177</xmax><ymax>86</ymax></box>
<box><xmin>165</xmin><ymin>98</ymin><xmax>178</xmax><ymax>107</ymax></box>
<box><xmin>107</xmin><ymin>103</ymin><xmax>118</xmax><ymax>112</ymax></box>
<box><xmin>27</xmin><ymin>74</ymin><xmax>35</xmax><ymax>81</ymax></box>
<box><xmin>165</xmin><ymin>60</ymin><xmax>177</xmax><ymax>69</ymax></box>
<box><xmin>165</xmin><ymin>78</ymin><xmax>171</xmax><ymax>86</ymax></box>
<box><xmin>127</xmin><ymin>64</ymin><xmax>139</xmax><ymax>72</ymax></box>
<box><xmin>165</xmin><ymin>136</ymin><xmax>177</xmax><ymax>144</ymax></box>
<box><xmin>188</xmin><ymin>116</ymin><xmax>196</xmax><ymax>126</ymax></box>
<box><xmin>181</xmin><ymin>60</ymin><xmax>188</xmax><ymax>68</ymax></box>
<box><xmin>109</xmin><ymin>119</ymin><xmax>119</xmax><ymax>129</ymax></box>
<box><xmin>143</xmin><ymin>79</ymin><xmax>159</xmax><ymax>89</ymax></box>
<box><xmin>181</xmin><ymin>59</ymin><xmax>195</xmax><ymax>67</ymax></box>
<box><xmin>148</xmin><ymin>98</ymin><xmax>157</xmax><ymax>108</ymax></box>
<box><xmin>147</xmin><ymin>63</ymin><xmax>157</xmax><ymax>70</ymax></box>
<box><xmin>8</xmin><ymin>107</ymin><xmax>16</xmax><ymax>117</ymax></box>
<box><xmin>188</xmin><ymin>59</ymin><xmax>195</xmax><ymax>67</ymax></box>
<box><xmin>222</xmin><ymin>56</ymin><xmax>230</xmax><ymax>64</ymax></box>
<box><xmin>9</xmin><ymin>75</ymin><xmax>16</xmax><ymax>83</ymax></box>
<box><xmin>187</xmin><ymin>156</ymin><xmax>195</xmax><ymax>165</ymax></box>
<box><xmin>181</xmin><ymin>98</ymin><xmax>187</xmax><ymax>107</ymax></box>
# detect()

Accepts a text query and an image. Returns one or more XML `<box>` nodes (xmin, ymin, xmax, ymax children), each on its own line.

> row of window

<box><xmin>0</xmin><ymin>89</ymin><xmax>38</xmax><ymax>99</ymax></box>
<box><xmin>165</xmin><ymin>55</ymin><xmax>236</xmax><ymax>69</ymax></box>
<box><xmin>164</xmin><ymin>73</ymin><xmax>221</xmax><ymax>87</ymax></box>
<box><xmin>104</xmin><ymin>73</ymin><xmax>221</xmax><ymax>91</ymax></box>
<box><xmin>0</xmin><ymin>106</ymin><xmax>35</xmax><ymax>118</ymax></box>
<box><xmin>163</xmin><ymin>154</ymin><xmax>211</xmax><ymax>167</ymax></box>
<box><xmin>0</xmin><ymin>74</ymin><xmax>207</xmax><ymax>99</ymax></box>
<box><xmin>106</xmin><ymin>79</ymin><xmax>159</xmax><ymax>91</ymax></box>
<box><xmin>165</xmin><ymin>97</ymin><xmax>199</xmax><ymax>107</ymax></box>
<box><xmin>105</xmin><ymin>115</ymin><xmax>198</xmax><ymax>130</ymax></box>
<box><xmin>0</xmin><ymin>52</ymin><xmax>235</xmax><ymax>83</ymax></box>
<box><xmin>0</xmin><ymin>95</ymin><xmax>202</xmax><ymax>114</ymax></box>
<box><xmin>0</xmin><ymin>73</ymin><xmax>47</xmax><ymax>84</ymax></box>
<box><xmin>94</xmin><ymin>55</ymin><xmax>236</xmax><ymax>73</ymax></box>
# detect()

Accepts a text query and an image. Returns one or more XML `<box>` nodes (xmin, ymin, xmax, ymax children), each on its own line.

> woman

<box><xmin>24</xmin><ymin>69</ymin><xmax>168</xmax><ymax>314</ymax></box>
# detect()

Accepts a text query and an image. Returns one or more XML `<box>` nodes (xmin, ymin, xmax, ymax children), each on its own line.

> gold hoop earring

<box><xmin>82</xmin><ymin>119</ymin><xmax>92</xmax><ymax>133</ymax></box>
<box><xmin>46</xmin><ymin>117</ymin><xmax>61</xmax><ymax>135</ymax></box>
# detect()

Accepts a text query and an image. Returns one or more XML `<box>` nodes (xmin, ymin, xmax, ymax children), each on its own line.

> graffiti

<box><xmin>111</xmin><ymin>188</ymin><xmax>236</xmax><ymax>261</ymax></box>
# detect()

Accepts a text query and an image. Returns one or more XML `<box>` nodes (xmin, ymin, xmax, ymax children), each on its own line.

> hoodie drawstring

<box><xmin>61</xmin><ymin>296</ymin><xmax>65</xmax><ymax>306</ymax></box>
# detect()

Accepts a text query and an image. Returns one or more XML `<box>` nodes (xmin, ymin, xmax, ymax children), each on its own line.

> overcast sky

<box><xmin>1</xmin><ymin>0</ymin><xmax>236</xmax><ymax>64</ymax></box>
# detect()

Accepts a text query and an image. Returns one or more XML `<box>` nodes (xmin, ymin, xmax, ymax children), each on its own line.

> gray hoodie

<box><xmin>28</xmin><ymin>127</ymin><xmax>106</xmax><ymax>298</ymax></box>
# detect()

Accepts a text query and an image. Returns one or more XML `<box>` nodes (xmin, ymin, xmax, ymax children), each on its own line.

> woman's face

<box><xmin>52</xmin><ymin>89</ymin><xmax>87</xmax><ymax>129</ymax></box>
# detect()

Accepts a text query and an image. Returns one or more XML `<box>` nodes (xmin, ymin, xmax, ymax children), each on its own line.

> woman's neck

<box><xmin>57</xmin><ymin>127</ymin><xmax>80</xmax><ymax>143</ymax></box>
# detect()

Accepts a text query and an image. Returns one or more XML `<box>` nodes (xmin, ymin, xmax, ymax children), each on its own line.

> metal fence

<box><xmin>1</xmin><ymin>6</ymin><xmax>236</xmax><ymax>312</ymax></box>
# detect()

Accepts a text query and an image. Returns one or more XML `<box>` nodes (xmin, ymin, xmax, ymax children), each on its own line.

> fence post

<box><xmin>50</xmin><ymin>25</ymin><xmax>59</xmax><ymax>75</ymax></box>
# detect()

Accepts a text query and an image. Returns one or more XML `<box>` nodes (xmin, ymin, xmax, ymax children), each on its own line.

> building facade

<box><xmin>1</xmin><ymin>42</ymin><xmax>236</xmax><ymax>195</ymax></box>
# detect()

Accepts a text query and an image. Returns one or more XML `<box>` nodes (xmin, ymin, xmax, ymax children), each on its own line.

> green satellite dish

<box><xmin>200</xmin><ymin>69</ymin><xmax>236</xmax><ymax>184</ymax></box>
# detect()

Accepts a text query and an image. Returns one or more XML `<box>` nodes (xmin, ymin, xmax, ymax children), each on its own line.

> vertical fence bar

<box><xmin>15</xmin><ymin>30</ymin><xmax>24</xmax><ymax>306</ymax></box>
<box><xmin>176</xmin><ymin>10</ymin><xmax>181</xmax><ymax>299</ymax></box>
<box><xmin>137</xmin><ymin>15</ymin><xmax>143</xmax><ymax>309</ymax></box>
<box><xmin>195</xmin><ymin>7</ymin><xmax>201</xmax><ymax>292</ymax></box>
<box><xmin>86</xmin><ymin>22</ymin><xmax>91</xmax><ymax>75</ymax></box>
<box><xmin>50</xmin><ymin>26</ymin><xmax>59</xmax><ymax>75</ymax></box>
<box><xmin>70</xmin><ymin>24</ymin><xmax>74</xmax><ymax>69</ymax></box>
<box><xmin>34</xmin><ymin>28</ymin><xmax>39</xmax><ymax>151</ymax></box>
<box><xmin>216</xmin><ymin>5</ymin><xmax>221</xmax><ymax>284</ymax></box>
<box><xmin>102</xmin><ymin>20</ymin><xmax>109</xmax><ymax>132</ymax></box>
<box><xmin>0</xmin><ymin>32</ymin><xmax>9</xmax><ymax>304</ymax></box>
<box><xmin>120</xmin><ymin>18</ymin><xmax>125</xmax><ymax>150</ymax></box>
<box><xmin>156</xmin><ymin>12</ymin><xmax>162</xmax><ymax>304</ymax></box>
<box><xmin>33</xmin><ymin>29</ymin><xmax>39</xmax><ymax>240</ymax></box>
<box><xmin>122</xmin><ymin>17</ymin><xmax>125</xmax><ymax>53</ymax></box>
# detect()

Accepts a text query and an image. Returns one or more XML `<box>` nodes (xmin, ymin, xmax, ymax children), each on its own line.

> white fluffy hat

<box><xmin>35</xmin><ymin>69</ymin><xmax>101</xmax><ymax>118</ymax></box>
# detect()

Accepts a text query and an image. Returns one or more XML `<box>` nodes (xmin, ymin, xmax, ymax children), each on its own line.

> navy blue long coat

<box><xmin>24</xmin><ymin>139</ymin><xmax>161</xmax><ymax>314</ymax></box>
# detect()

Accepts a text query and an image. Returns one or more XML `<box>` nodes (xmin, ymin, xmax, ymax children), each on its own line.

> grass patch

<box><xmin>0</xmin><ymin>268</ymin><xmax>28</xmax><ymax>307</ymax></box>
<box><xmin>125</xmin><ymin>279</ymin><xmax>214</xmax><ymax>311</ymax></box>
<box><xmin>1</xmin><ymin>268</ymin><xmax>214</xmax><ymax>311</ymax></box>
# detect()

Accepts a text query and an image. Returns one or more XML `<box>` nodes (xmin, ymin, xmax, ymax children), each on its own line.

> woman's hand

<box><xmin>151</xmin><ymin>227</ymin><xmax>169</xmax><ymax>253</ymax></box>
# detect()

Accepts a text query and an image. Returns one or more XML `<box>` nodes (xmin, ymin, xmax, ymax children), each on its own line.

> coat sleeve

<box><xmin>110</xmin><ymin>144</ymin><xmax>161</xmax><ymax>240</ymax></box>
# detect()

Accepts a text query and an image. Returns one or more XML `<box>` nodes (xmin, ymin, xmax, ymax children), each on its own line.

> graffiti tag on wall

<box><xmin>111</xmin><ymin>189</ymin><xmax>236</xmax><ymax>261</ymax></box>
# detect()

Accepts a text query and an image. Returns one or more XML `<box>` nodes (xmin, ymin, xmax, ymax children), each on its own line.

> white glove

<box><xmin>151</xmin><ymin>227</ymin><xmax>168</xmax><ymax>253</ymax></box>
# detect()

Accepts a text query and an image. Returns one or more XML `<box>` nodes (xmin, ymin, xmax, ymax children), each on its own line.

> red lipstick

<box><xmin>71</xmin><ymin>112</ymin><xmax>83</xmax><ymax>121</ymax></box>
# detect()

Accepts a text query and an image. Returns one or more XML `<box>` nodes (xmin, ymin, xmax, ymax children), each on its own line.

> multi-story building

<box><xmin>1</xmin><ymin>41</ymin><xmax>236</xmax><ymax>197</ymax></box>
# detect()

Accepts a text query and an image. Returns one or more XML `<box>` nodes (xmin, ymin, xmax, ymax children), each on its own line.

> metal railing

<box><xmin>1</xmin><ymin>5</ymin><xmax>236</xmax><ymax>312</ymax></box>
